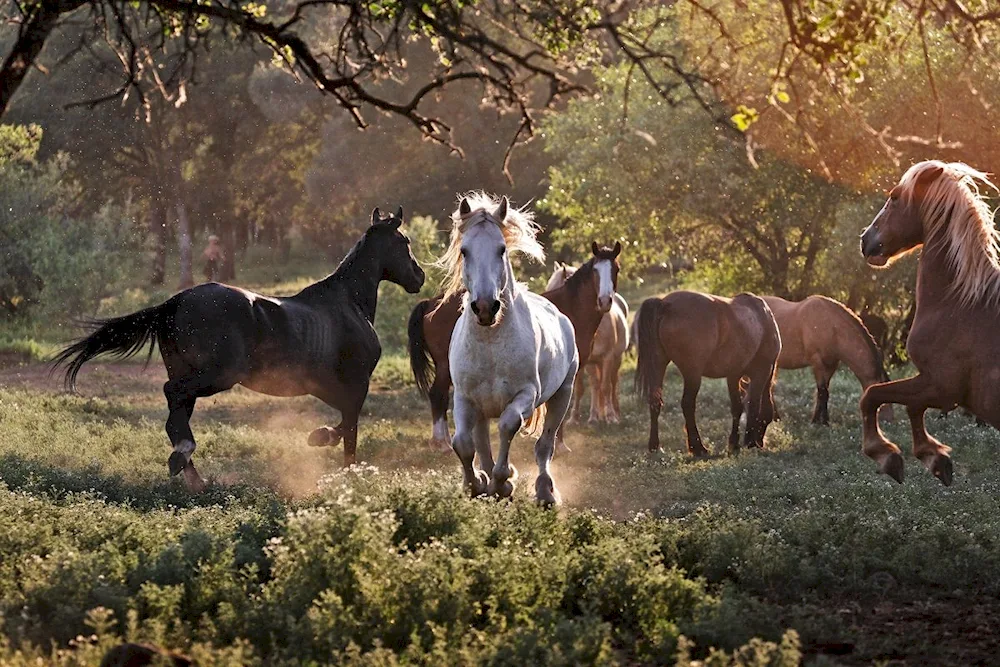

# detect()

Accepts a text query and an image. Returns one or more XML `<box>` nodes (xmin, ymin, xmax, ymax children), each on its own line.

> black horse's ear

<box><xmin>591</xmin><ymin>241</ymin><xmax>600</xmax><ymax>256</ymax></box>
<box><xmin>395</xmin><ymin>206</ymin><xmax>403</xmax><ymax>221</ymax></box>
<box><xmin>494</xmin><ymin>196</ymin><xmax>508</xmax><ymax>223</ymax></box>
<box><xmin>371</xmin><ymin>207</ymin><xmax>382</xmax><ymax>226</ymax></box>
<box><xmin>917</xmin><ymin>164</ymin><xmax>944</xmax><ymax>187</ymax></box>
<box><xmin>459</xmin><ymin>198</ymin><xmax>471</xmax><ymax>216</ymax></box>
<box><xmin>613</xmin><ymin>241</ymin><xmax>622</xmax><ymax>257</ymax></box>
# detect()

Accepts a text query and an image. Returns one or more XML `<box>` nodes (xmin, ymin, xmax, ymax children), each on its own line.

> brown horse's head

<box><xmin>591</xmin><ymin>241</ymin><xmax>622</xmax><ymax>312</ymax></box>
<box><xmin>861</xmin><ymin>163</ymin><xmax>944</xmax><ymax>267</ymax></box>
<box><xmin>370</xmin><ymin>206</ymin><xmax>425</xmax><ymax>293</ymax></box>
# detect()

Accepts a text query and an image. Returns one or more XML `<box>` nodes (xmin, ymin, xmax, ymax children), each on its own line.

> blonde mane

<box><xmin>900</xmin><ymin>160</ymin><xmax>1000</xmax><ymax>307</ymax></box>
<box><xmin>436</xmin><ymin>192</ymin><xmax>545</xmax><ymax>302</ymax></box>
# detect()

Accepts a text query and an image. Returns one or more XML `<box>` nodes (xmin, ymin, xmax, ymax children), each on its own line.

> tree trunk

<box><xmin>149</xmin><ymin>198</ymin><xmax>167</xmax><ymax>285</ymax></box>
<box><xmin>0</xmin><ymin>0</ymin><xmax>85</xmax><ymax>116</ymax></box>
<box><xmin>177</xmin><ymin>200</ymin><xmax>193</xmax><ymax>289</ymax></box>
<box><xmin>220</xmin><ymin>221</ymin><xmax>237</xmax><ymax>282</ymax></box>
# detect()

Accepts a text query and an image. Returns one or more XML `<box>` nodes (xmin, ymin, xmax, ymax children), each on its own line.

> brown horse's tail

<box><xmin>408</xmin><ymin>298</ymin><xmax>436</xmax><ymax>397</ymax></box>
<box><xmin>634</xmin><ymin>298</ymin><xmax>666</xmax><ymax>401</ymax></box>
<box><xmin>50</xmin><ymin>300</ymin><xmax>175</xmax><ymax>391</ymax></box>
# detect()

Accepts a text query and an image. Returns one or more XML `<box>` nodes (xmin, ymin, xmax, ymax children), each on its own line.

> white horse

<box><xmin>440</xmin><ymin>193</ymin><xmax>578</xmax><ymax>504</ymax></box>
<box><xmin>546</xmin><ymin>263</ymin><xmax>630</xmax><ymax>422</ymax></box>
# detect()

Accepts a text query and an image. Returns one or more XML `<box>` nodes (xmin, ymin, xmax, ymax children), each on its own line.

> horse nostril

<box><xmin>490</xmin><ymin>300</ymin><xmax>501</xmax><ymax>317</ymax></box>
<box><xmin>470</xmin><ymin>301</ymin><xmax>481</xmax><ymax>315</ymax></box>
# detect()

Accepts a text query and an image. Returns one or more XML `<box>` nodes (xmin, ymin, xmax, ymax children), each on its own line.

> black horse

<box><xmin>53</xmin><ymin>208</ymin><xmax>425</xmax><ymax>491</ymax></box>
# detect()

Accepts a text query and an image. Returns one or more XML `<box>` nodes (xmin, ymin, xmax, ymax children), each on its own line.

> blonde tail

<box><xmin>521</xmin><ymin>404</ymin><xmax>547</xmax><ymax>438</ymax></box>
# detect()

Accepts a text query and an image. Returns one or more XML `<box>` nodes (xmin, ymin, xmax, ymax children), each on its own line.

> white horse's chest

<box><xmin>450</xmin><ymin>314</ymin><xmax>539</xmax><ymax>417</ymax></box>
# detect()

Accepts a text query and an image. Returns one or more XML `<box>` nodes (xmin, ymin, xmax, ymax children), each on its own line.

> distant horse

<box><xmin>442</xmin><ymin>193</ymin><xmax>578</xmax><ymax>504</ymax></box>
<box><xmin>408</xmin><ymin>242</ymin><xmax>621</xmax><ymax>450</ymax></box>
<box><xmin>546</xmin><ymin>263</ymin><xmax>629</xmax><ymax>422</ymax></box>
<box><xmin>634</xmin><ymin>291</ymin><xmax>781</xmax><ymax>456</ymax></box>
<box><xmin>53</xmin><ymin>209</ymin><xmax>424</xmax><ymax>490</ymax></box>
<box><xmin>763</xmin><ymin>295</ymin><xmax>893</xmax><ymax>425</ymax></box>
<box><xmin>860</xmin><ymin>160</ymin><xmax>1000</xmax><ymax>485</ymax></box>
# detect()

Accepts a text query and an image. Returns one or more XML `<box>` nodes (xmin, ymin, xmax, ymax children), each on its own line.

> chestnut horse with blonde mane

<box><xmin>763</xmin><ymin>295</ymin><xmax>893</xmax><ymax>425</ymax></box>
<box><xmin>634</xmin><ymin>291</ymin><xmax>781</xmax><ymax>456</ymax></box>
<box><xmin>860</xmin><ymin>160</ymin><xmax>1000</xmax><ymax>485</ymax></box>
<box><xmin>408</xmin><ymin>242</ymin><xmax>621</xmax><ymax>450</ymax></box>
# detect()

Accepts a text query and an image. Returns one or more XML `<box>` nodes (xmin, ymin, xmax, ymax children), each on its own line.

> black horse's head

<box><xmin>369</xmin><ymin>206</ymin><xmax>425</xmax><ymax>293</ymax></box>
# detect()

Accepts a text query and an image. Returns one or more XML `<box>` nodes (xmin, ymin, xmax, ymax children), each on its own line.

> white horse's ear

<box><xmin>613</xmin><ymin>241</ymin><xmax>622</xmax><ymax>257</ymax></box>
<box><xmin>494</xmin><ymin>196</ymin><xmax>508</xmax><ymax>223</ymax></box>
<box><xmin>591</xmin><ymin>241</ymin><xmax>600</xmax><ymax>255</ymax></box>
<box><xmin>554</xmin><ymin>261</ymin><xmax>563</xmax><ymax>270</ymax></box>
<box><xmin>371</xmin><ymin>207</ymin><xmax>381</xmax><ymax>226</ymax></box>
<box><xmin>459</xmin><ymin>198</ymin><xmax>471</xmax><ymax>216</ymax></box>
<box><xmin>396</xmin><ymin>206</ymin><xmax>404</xmax><ymax>221</ymax></box>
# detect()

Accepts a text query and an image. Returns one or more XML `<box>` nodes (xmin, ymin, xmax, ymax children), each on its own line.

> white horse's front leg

<box><xmin>535</xmin><ymin>371</ymin><xmax>574</xmax><ymax>506</ymax></box>
<box><xmin>452</xmin><ymin>396</ymin><xmax>489</xmax><ymax>497</ymax></box>
<box><xmin>491</xmin><ymin>389</ymin><xmax>535</xmax><ymax>498</ymax></box>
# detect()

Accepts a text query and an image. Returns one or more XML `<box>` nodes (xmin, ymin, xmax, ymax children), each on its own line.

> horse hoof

<box><xmin>492</xmin><ymin>479</ymin><xmax>515</xmax><ymax>499</ymax></box>
<box><xmin>429</xmin><ymin>437</ymin><xmax>452</xmax><ymax>452</ymax></box>
<box><xmin>878</xmin><ymin>452</ymin><xmax>905</xmax><ymax>484</ymax></box>
<box><xmin>167</xmin><ymin>452</ymin><xmax>188</xmax><ymax>477</ymax></box>
<box><xmin>929</xmin><ymin>455</ymin><xmax>954</xmax><ymax>486</ymax></box>
<box><xmin>308</xmin><ymin>427</ymin><xmax>341</xmax><ymax>448</ymax></box>
<box><xmin>690</xmin><ymin>448</ymin><xmax>710</xmax><ymax>459</ymax></box>
<box><xmin>469</xmin><ymin>470</ymin><xmax>490</xmax><ymax>497</ymax></box>
<box><xmin>535</xmin><ymin>477</ymin><xmax>561</xmax><ymax>507</ymax></box>
<box><xmin>182</xmin><ymin>463</ymin><xmax>207</xmax><ymax>493</ymax></box>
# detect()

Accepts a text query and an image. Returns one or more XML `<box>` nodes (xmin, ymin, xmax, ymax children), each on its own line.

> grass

<box><xmin>1</xmin><ymin>253</ymin><xmax>998</xmax><ymax>665</ymax></box>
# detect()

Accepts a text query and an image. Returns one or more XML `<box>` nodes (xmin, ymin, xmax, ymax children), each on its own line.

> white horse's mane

<box><xmin>437</xmin><ymin>191</ymin><xmax>544</xmax><ymax>302</ymax></box>
<box><xmin>900</xmin><ymin>160</ymin><xmax>1000</xmax><ymax>307</ymax></box>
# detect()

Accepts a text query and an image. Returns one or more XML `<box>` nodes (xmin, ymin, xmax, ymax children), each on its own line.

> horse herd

<box><xmin>54</xmin><ymin>160</ymin><xmax>1000</xmax><ymax>500</ymax></box>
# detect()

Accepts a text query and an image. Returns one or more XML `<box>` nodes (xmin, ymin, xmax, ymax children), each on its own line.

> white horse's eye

<box><xmin>497</xmin><ymin>247</ymin><xmax>506</xmax><ymax>257</ymax></box>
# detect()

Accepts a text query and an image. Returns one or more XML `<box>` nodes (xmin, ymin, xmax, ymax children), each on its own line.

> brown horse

<box><xmin>763</xmin><ymin>295</ymin><xmax>893</xmax><ymax>425</ymax></box>
<box><xmin>546</xmin><ymin>264</ymin><xmax>630</xmax><ymax>422</ymax></box>
<box><xmin>634</xmin><ymin>291</ymin><xmax>781</xmax><ymax>455</ymax></box>
<box><xmin>408</xmin><ymin>242</ymin><xmax>622</xmax><ymax>450</ymax></box>
<box><xmin>859</xmin><ymin>160</ymin><xmax>1000</xmax><ymax>486</ymax></box>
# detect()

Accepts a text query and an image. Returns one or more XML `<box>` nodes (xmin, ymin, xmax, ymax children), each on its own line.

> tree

<box><xmin>8</xmin><ymin>1</ymin><xmax>1000</xmax><ymax>177</ymax></box>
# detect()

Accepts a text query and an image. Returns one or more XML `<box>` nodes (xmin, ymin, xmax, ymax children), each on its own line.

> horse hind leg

<box><xmin>428</xmin><ymin>369</ymin><xmax>453</xmax><ymax>452</ymax></box>
<box><xmin>726</xmin><ymin>375</ymin><xmax>744</xmax><ymax>453</ymax></box>
<box><xmin>587</xmin><ymin>364</ymin><xmax>603</xmax><ymax>423</ymax></box>
<box><xmin>164</xmin><ymin>370</ymin><xmax>238</xmax><ymax>492</ymax></box>
<box><xmin>535</xmin><ymin>371</ymin><xmax>575</xmax><ymax>506</ymax></box>
<box><xmin>608</xmin><ymin>354</ymin><xmax>623</xmax><ymax>422</ymax></box>
<box><xmin>810</xmin><ymin>360</ymin><xmax>836</xmax><ymax>425</ymax></box>
<box><xmin>680</xmin><ymin>373</ymin><xmax>708</xmax><ymax>458</ymax></box>
<box><xmin>743</xmin><ymin>361</ymin><xmax>777</xmax><ymax>449</ymax></box>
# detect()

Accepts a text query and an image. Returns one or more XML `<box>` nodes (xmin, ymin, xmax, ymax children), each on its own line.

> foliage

<box><xmin>0</xmin><ymin>125</ymin><xmax>141</xmax><ymax>320</ymax></box>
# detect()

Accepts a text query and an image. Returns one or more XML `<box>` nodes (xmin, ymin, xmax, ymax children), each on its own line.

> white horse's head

<box><xmin>438</xmin><ymin>192</ymin><xmax>544</xmax><ymax>326</ymax></box>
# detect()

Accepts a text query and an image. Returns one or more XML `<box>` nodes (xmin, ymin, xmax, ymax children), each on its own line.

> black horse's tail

<box><xmin>51</xmin><ymin>300</ymin><xmax>174</xmax><ymax>391</ymax></box>
<box><xmin>408</xmin><ymin>298</ymin><xmax>436</xmax><ymax>397</ymax></box>
<box><xmin>634</xmin><ymin>298</ymin><xmax>666</xmax><ymax>401</ymax></box>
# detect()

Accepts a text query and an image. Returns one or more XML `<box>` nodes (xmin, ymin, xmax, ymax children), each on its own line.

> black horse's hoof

<box><xmin>168</xmin><ymin>451</ymin><xmax>188</xmax><ymax>477</ymax></box>
<box><xmin>308</xmin><ymin>426</ymin><xmax>341</xmax><ymax>447</ymax></box>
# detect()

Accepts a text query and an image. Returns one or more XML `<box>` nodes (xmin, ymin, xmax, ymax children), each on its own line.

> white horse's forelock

<box><xmin>436</xmin><ymin>192</ymin><xmax>544</xmax><ymax>303</ymax></box>
<box><xmin>900</xmin><ymin>160</ymin><xmax>1000</xmax><ymax>307</ymax></box>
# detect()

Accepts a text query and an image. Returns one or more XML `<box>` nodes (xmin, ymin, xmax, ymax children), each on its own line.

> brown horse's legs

<box><xmin>587</xmin><ymin>363</ymin><xmax>603</xmax><ymax>422</ymax></box>
<box><xmin>681</xmin><ymin>374</ymin><xmax>708</xmax><ymax>457</ymax></box>
<box><xmin>645</xmin><ymin>361</ymin><xmax>668</xmax><ymax>453</ymax></box>
<box><xmin>428</xmin><ymin>369</ymin><xmax>452</xmax><ymax>452</ymax></box>
<box><xmin>743</xmin><ymin>363</ymin><xmax>776</xmax><ymax>449</ymax></box>
<box><xmin>907</xmin><ymin>405</ymin><xmax>954</xmax><ymax>486</ymax></box>
<box><xmin>860</xmin><ymin>374</ymin><xmax>951</xmax><ymax>484</ymax></box>
<box><xmin>609</xmin><ymin>354</ymin><xmax>623</xmax><ymax>422</ymax></box>
<box><xmin>810</xmin><ymin>362</ymin><xmax>835</xmax><ymax>426</ymax></box>
<box><xmin>726</xmin><ymin>376</ymin><xmax>744</xmax><ymax>452</ymax></box>
<box><xmin>569</xmin><ymin>367</ymin><xmax>587</xmax><ymax>422</ymax></box>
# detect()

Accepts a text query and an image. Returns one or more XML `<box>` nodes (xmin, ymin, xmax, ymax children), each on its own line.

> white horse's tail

<box><xmin>521</xmin><ymin>404</ymin><xmax>547</xmax><ymax>438</ymax></box>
